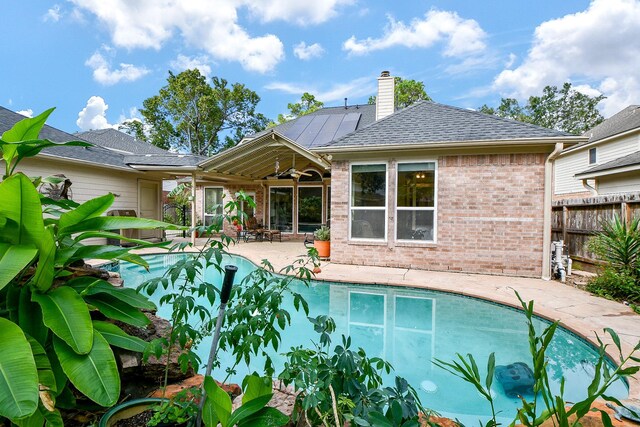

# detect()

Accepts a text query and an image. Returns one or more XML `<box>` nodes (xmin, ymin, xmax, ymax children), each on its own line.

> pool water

<box><xmin>119</xmin><ymin>253</ymin><xmax>628</xmax><ymax>424</ymax></box>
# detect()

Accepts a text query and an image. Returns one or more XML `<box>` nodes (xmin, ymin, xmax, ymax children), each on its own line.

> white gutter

<box><xmin>542</xmin><ymin>143</ymin><xmax>564</xmax><ymax>280</ymax></box>
<box><xmin>312</xmin><ymin>136</ymin><xmax>585</xmax><ymax>154</ymax></box>
<box><xmin>581</xmin><ymin>179</ymin><xmax>598</xmax><ymax>196</ymax></box>
<box><xmin>576</xmin><ymin>163</ymin><xmax>640</xmax><ymax>179</ymax></box>
<box><xmin>38</xmin><ymin>152</ymin><xmax>140</xmax><ymax>172</ymax></box>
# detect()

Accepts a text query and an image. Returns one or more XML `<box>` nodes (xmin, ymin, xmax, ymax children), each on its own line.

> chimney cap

<box><xmin>380</xmin><ymin>70</ymin><xmax>391</xmax><ymax>77</ymax></box>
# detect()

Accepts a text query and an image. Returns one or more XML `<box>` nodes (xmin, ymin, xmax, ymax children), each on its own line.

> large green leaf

<box><xmin>58</xmin><ymin>194</ymin><xmax>114</xmax><ymax>231</ymax></box>
<box><xmin>73</xmin><ymin>230</ymin><xmax>161</xmax><ymax>246</ymax></box>
<box><xmin>0</xmin><ymin>317</ymin><xmax>39</xmax><ymax>420</ymax></box>
<box><xmin>92</xmin><ymin>321</ymin><xmax>147</xmax><ymax>352</ymax></box>
<box><xmin>26</xmin><ymin>336</ymin><xmax>57</xmax><ymax>394</ymax></box>
<box><xmin>68</xmin><ymin>276</ymin><xmax>156</xmax><ymax>310</ymax></box>
<box><xmin>19</xmin><ymin>287</ymin><xmax>48</xmax><ymax>346</ymax></box>
<box><xmin>32</xmin><ymin>225</ymin><xmax>56</xmax><ymax>292</ymax></box>
<box><xmin>59</xmin><ymin>216</ymin><xmax>182</xmax><ymax>236</ymax></box>
<box><xmin>53</xmin><ymin>332</ymin><xmax>120</xmax><ymax>407</ymax></box>
<box><xmin>1</xmin><ymin>108</ymin><xmax>54</xmax><ymax>142</ymax></box>
<box><xmin>32</xmin><ymin>287</ymin><xmax>93</xmax><ymax>355</ymax></box>
<box><xmin>0</xmin><ymin>243</ymin><xmax>37</xmax><ymax>291</ymax></box>
<box><xmin>0</xmin><ymin>173</ymin><xmax>44</xmax><ymax>246</ymax></box>
<box><xmin>237</xmin><ymin>407</ymin><xmax>289</xmax><ymax>427</ymax></box>
<box><xmin>242</xmin><ymin>375</ymin><xmax>273</xmax><ymax>404</ymax></box>
<box><xmin>228</xmin><ymin>395</ymin><xmax>272</xmax><ymax>426</ymax></box>
<box><xmin>203</xmin><ymin>375</ymin><xmax>232</xmax><ymax>427</ymax></box>
<box><xmin>85</xmin><ymin>293</ymin><xmax>150</xmax><ymax>327</ymax></box>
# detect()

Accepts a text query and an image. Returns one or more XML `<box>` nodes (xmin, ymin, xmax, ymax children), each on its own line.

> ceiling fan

<box><xmin>274</xmin><ymin>155</ymin><xmax>312</xmax><ymax>179</ymax></box>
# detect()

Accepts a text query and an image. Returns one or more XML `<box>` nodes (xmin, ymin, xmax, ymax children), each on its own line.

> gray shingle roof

<box><xmin>247</xmin><ymin>104</ymin><xmax>376</xmax><ymax>147</ymax></box>
<box><xmin>318</xmin><ymin>101</ymin><xmax>572</xmax><ymax>148</ymax></box>
<box><xmin>577</xmin><ymin>150</ymin><xmax>640</xmax><ymax>176</ymax></box>
<box><xmin>76</xmin><ymin>128</ymin><xmax>170</xmax><ymax>155</ymax></box>
<box><xmin>124</xmin><ymin>154</ymin><xmax>205</xmax><ymax>167</ymax></box>
<box><xmin>0</xmin><ymin>106</ymin><xmax>198</xmax><ymax>170</ymax></box>
<box><xmin>585</xmin><ymin>105</ymin><xmax>640</xmax><ymax>143</ymax></box>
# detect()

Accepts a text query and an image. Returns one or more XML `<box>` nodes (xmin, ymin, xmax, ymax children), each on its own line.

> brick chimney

<box><xmin>376</xmin><ymin>71</ymin><xmax>395</xmax><ymax>121</ymax></box>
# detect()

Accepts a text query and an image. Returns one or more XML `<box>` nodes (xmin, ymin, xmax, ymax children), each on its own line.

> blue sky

<box><xmin>2</xmin><ymin>0</ymin><xmax>639</xmax><ymax>133</ymax></box>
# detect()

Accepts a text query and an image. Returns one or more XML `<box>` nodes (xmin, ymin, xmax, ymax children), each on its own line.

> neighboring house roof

<box><xmin>76</xmin><ymin>128</ymin><xmax>169</xmax><ymax>155</ymax></box>
<box><xmin>575</xmin><ymin>150</ymin><xmax>640</xmax><ymax>179</ymax></box>
<box><xmin>245</xmin><ymin>104</ymin><xmax>376</xmax><ymax>149</ymax></box>
<box><xmin>562</xmin><ymin>105</ymin><xmax>640</xmax><ymax>154</ymax></box>
<box><xmin>0</xmin><ymin>106</ymin><xmax>200</xmax><ymax>171</ymax></box>
<box><xmin>316</xmin><ymin>101</ymin><xmax>574</xmax><ymax>150</ymax></box>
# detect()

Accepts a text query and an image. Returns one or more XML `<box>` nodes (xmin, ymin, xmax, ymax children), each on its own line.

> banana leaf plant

<box><xmin>0</xmin><ymin>109</ymin><xmax>184</xmax><ymax>425</ymax></box>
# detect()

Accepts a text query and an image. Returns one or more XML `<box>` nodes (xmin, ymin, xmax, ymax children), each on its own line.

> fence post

<box><xmin>562</xmin><ymin>205</ymin><xmax>568</xmax><ymax>244</ymax></box>
<box><xmin>621</xmin><ymin>202</ymin><xmax>630</xmax><ymax>226</ymax></box>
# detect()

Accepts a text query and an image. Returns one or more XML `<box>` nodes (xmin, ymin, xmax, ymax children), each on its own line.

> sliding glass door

<box><xmin>269</xmin><ymin>187</ymin><xmax>293</xmax><ymax>232</ymax></box>
<box><xmin>298</xmin><ymin>186</ymin><xmax>323</xmax><ymax>233</ymax></box>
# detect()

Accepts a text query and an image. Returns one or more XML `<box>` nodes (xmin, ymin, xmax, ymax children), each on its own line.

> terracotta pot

<box><xmin>313</xmin><ymin>240</ymin><xmax>330</xmax><ymax>258</ymax></box>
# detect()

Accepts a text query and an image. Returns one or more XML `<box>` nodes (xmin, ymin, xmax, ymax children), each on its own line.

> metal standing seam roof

<box><xmin>317</xmin><ymin>101</ymin><xmax>574</xmax><ymax>149</ymax></box>
<box><xmin>576</xmin><ymin>150</ymin><xmax>640</xmax><ymax>177</ymax></box>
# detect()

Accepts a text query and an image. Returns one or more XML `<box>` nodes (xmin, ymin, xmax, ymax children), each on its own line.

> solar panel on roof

<box><xmin>334</xmin><ymin>113</ymin><xmax>361</xmax><ymax>140</ymax></box>
<box><xmin>281</xmin><ymin>115</ymin><xmax>313</xmax><ymax>141</ymax></box>
<box><xmin>295</xmin><ymin>115</ymin><xmax>329</xmax><ymax>148</ymax></box>
<box><xmin>309</xmin><ymin>114</ymin><xmax>344</xmax><ymax>147</ymax></box>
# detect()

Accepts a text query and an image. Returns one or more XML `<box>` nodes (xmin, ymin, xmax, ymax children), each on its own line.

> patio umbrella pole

<box><xmin>197</xmin><ymin>264</ymin><xmax>237</xmax><ymax>427</ymax></box>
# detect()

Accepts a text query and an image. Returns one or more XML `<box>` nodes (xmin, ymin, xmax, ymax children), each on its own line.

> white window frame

<box><xmin>297</xmin><ymin>185</ymin><xmax>324</xmax><ymax>234</ymax></box>
<box><xmin>588</xmin><ymin>147</ymin><xmax>597</xmax><ymax>165</ymax></box>
<box><xmin>268</xmin><ymin>186</ymin><xmax>294</xmax><ymax>234</ymax></box>
<box><xmin>237</xmin><ymin>191</ymin><xmax>256</xmax><ymax>223</ymax></box>
<box><xmin>395</xmin><ymin>160</ymin><xmax>438</xmax><ymax>244</ymax></box>
<box><xmin>326</xmin><ymin>185</ymin><xmax>331</xmax><ymax>224</ymax></box>
<box><xmin>203</xmin><ymin>186</ymin><xmax>224</xmax><ymax>226</ymax></box>
<box><xmin>349</xmin><ymin>162</ymin><xmax>388</xmax><ymax>242</ymax></box>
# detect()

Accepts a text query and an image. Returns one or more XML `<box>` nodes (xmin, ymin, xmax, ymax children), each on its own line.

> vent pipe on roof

<box><xmin>376</xmin><ymin>71</ymin><xmax>395</xmax><ymax>121</ymax></box>
<box><xmin>344</xmin><ymin>97</ymin><xmax>348</xmax><ymax>109</ymax></box>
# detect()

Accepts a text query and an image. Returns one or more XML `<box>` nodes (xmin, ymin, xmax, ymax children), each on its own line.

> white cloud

<box><xmin>293</xmin><ymin>42</ymin><xmax>325</xmax><ymax>60</ymax></box>
<box><xmin>43</xmin><ymin>5</ymin><xmax>62</xmax><ymax>22</ymax></box>
<box><xmin>505</xmin><ymin>53</ymin><xmax>517</xmax><ymax>68</ymax></box>
<box><xmin>17</xmin><ymin>109</ymin><xmax>33</xmax><ymax>118</ymax></box>
<box><xmin>85</xmin><ymin>51</ymin><xmax>150</xmax><ymax>85</ymax></box>
<box><xmin>170</xmin><ymin>54</ymin><xmax>212</xmax><ymax>77</ymax></box>
<box><xmin>243</xmin><ymin>0</ymin><xmax>353</xmax><ymax>25</ymax></box>
<box><xmin>493</xmin><ymin>0</ymin><xmax>640</xmax><ymax>117</ymax></box>
<box><xmin>76</xmin><ymin>96</ymin><xmax>114</xmax><ymax>131</ymax></box>
<box><xmin>343</xmin><ymin>9</ymin><xmax>487</xmax><ymax>57</ymax></box>
<box><xmin>265</xmin><ymin>77</ymin><xmax>375</xmax><ymax>103</ymax></box>
<box><xmin>69</xmin><ymin>0</ymin><xmax>285</xmax><ymax>73</ymax></box>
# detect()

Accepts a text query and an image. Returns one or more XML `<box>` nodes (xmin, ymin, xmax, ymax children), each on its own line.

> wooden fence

<box><xmin>552</xmin><ymin>192</ymin><xmax>640</xmax><ymax>268</ymax></box>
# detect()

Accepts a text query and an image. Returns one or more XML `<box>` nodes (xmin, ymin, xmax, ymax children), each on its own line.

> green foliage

<box><xmin>148</xmin><ymin>388</ymin><xmax>201</xmax><ymax>427</ymax></box>
<box><xmin>313</xmin><ymin>225</ymin><xmax>330</xmax><ymax>241</ymax></box>
<box><xmin>279</xmin><ymin>315</ymin><xmax>424</xmax><ymax>427</ymax></box>
<box><xmin>368</xmin><ymin>77</ymin><xmax>432</xmax><ymax>109</ymax></box>
<box><xmin>117</xmin><ymin>119</ymin><xmax>148</xmax><ymax>143</ymax></box>
<box><xmin>276</xmin><ymin>92</ymin><xmax>324</xmax><ymax>124</ymax></box>
<box><xmin>0</xmin><ymin>110</ymin><xmax>180</xmax><ymax>425</ymax></box>
<box><xmin>587</xmin><ymin>215</ymin><xmax>640</xmax><ymax>304</ymax></box>
<box><xmin>202</xmin><ymin>375</ymin><xmax>288</xmax><ymax>427</ymax></box>
<box><xmin>141</xmin><ymin>69</ymin><xmax>269</xmax><ymax>155</ymax></box>
<box><xmin>435</xmin><ymin>291</ymin><xmax>640</xmax><ymax>427</ymax></box>
<box><xmin>479</xmin><ymin>82</ymin><xmax>605</xmax><ymax>135</ymax></box>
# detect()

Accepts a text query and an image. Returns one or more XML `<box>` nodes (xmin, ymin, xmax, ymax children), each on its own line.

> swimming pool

<box><xmin>119</xmin><ymin>253</ymin><xmax>628</xmax><ymax>424</ymax></box>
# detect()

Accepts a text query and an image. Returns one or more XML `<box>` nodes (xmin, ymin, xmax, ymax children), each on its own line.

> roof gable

<box><xmin>584</xmin><ymin>105</ymin><xmax>640</xmax><ymax>143</ymax></box>
<box><xmin>319</xmin><ymin>101</ymin><xmax>572</xmax><ymax>149</ymax></box>
<box><xmin>76</xmin><ymin>128</ymin><xmax>170</xmax><ymax>155</ymax></box>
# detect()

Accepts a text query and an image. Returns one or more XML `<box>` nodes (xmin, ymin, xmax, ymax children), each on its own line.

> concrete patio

<box><xmin>152</xmin><ymin>237</ymin><xmax>640</xmax><ymax>399</ymax></box>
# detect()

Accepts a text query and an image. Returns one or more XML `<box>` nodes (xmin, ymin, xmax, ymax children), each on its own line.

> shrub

<box><xmin>586</xmin><ymin>269</ymin><xmax>640</xmax><ymax>303</ymax></box>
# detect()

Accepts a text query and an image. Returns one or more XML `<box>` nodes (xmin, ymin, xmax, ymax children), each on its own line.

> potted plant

<box><xmin>313</xmin><ymin>225</ymin><xmax>330</xmax><ymax>258</ymax></box>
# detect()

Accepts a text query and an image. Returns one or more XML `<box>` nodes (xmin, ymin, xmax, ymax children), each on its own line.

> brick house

<box><xmin>200</xmin><ymin>72</ymin><xmax>584</xmax><ymax>278</ymax></box>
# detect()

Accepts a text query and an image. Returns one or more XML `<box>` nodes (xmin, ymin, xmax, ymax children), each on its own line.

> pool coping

<box><xmin>111</xmin><ymin>243</ymin><xmax>640</xmax><ymax>401</ymax></box>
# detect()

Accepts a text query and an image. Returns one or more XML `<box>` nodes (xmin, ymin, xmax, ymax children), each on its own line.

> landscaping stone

<box><xmin>148</xmin><ymin>375</ymin><xmax>242</xmax><ymax>401</ymax></box>
<box><xmin>232</xmin><ymin>380</ymin><xmax>297</xmax><ymax>416</ymax></box>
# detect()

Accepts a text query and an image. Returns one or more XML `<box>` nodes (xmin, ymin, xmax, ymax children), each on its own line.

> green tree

<box><xmin>141</xmin><ymin>69</ymin><xmax>269</xmax><ymax>155</ymax></box>
<box><xmin>276</xmin><ymin>92</ymin><xmax>324</xmax><ymax>124</ymax></box>
<box><xmin>480</xmin><ymin>83</ymin><xmax>605</xmax><ymax>135</ymax></box>
<box><xmin>368</xmin><ymin>77</ymin><xmax>432</xmax><ymax>108</ymax></box>
<box><xmin>118</xmin><ymin>120</ymin><xmax>148</xmax><ymax>143</ymax></box>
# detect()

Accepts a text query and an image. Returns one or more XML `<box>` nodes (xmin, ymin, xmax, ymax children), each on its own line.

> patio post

<box><xmin>191</xmin><ymin>172</ymin><xmax>196</xmax><ymax>245</ymax></box>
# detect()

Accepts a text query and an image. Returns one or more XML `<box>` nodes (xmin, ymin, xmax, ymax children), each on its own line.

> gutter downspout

<box><xmin>581</xmin><ymin>179</ymin><xmax>598</xmax><ymax>196</ymax></box>
<box><xmin>191</xmin><ymin>172</ymin><xmax>197</xmax><ymax>246</ymax></box>
<box><xmin>542</xmin><ymin>143</ymin><xmax>564</xmax><ymax>280</ymax></box>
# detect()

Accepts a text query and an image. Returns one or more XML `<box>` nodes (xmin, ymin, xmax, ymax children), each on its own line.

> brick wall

<box><xmin>330</xmin><ymin>153</ymin><xmax>547</xmax><ymax>277</ymax></box>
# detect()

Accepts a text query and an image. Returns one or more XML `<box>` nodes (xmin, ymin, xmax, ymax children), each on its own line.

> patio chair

<box><xmin>243</xmin><ymin>216</ymin><xmax>266</xmax><ymax>242</ymax></box>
